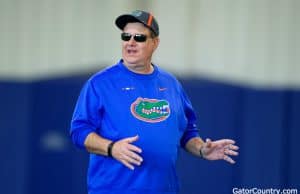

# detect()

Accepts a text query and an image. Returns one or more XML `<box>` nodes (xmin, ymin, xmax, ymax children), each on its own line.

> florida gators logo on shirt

<box><xmin>130</xmin><ymin>97</ymin><xmax>170</xmax><ymax>123</ymax></box>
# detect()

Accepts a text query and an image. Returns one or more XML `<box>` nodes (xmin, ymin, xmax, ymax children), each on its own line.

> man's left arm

<box><xmin>185</xmin><ymin>137</ymin><xmax>205</xmax><ymax>157</ymax></box>
<box><xmin>177</xmin><ymin>81</ymin><xmax>239</xmax><ymax>163</ymax></box>
<box><xmin>185</xmin><ymin>137</ymin><xmax>239</xmax><ymax>164</ymax></box>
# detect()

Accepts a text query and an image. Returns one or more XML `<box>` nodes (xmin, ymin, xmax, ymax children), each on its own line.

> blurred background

<box><xmin>0</xmin><ymin>0</ymin><xmax>299</xmax><ymax>194</ymax></box>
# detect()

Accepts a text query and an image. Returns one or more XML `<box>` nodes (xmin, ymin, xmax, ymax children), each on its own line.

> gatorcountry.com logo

<box><xmin>130</xmin><ymin>97</ymin><xmax>170</xmax><ymax>123</ymax></box>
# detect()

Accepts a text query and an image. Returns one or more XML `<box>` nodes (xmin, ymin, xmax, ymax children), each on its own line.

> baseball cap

<box><xmin>115</xmin><ymin>10</ymin><xmax>159</xmax><ymax>37</ymax></box>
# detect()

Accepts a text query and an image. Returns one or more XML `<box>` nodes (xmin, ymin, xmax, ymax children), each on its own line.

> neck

<box><xmin>123</xmin><ymin>61</ymin><xmax>154</xmax><ymax>74</ymax></box>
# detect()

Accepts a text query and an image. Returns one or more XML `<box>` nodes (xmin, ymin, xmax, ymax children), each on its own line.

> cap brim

<box><xmin>115</xmin><ymin>14</ymin><xmax>141</xmax><ymax>30</ymax></box>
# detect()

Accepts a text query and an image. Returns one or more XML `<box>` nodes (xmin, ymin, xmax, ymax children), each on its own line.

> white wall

<box><xmin>0</xmin><ymin>0</ymin><xmax>299</xmax><ymax>87</ymax></box>
<box><xmin>0</xmin><ymin>0</ymin><xmax>123</xmax><ymax>79</ymax></box>
<box><xmin>153</xmin><ymin>0</ymin><xmax>299</xmax><ymax>87</ymax></box>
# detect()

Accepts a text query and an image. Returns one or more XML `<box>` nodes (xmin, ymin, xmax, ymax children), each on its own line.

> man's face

<box><xmin>122</xmin><ymin>22</ymin><xmax>159</xmax><ymax>68</ymax></box>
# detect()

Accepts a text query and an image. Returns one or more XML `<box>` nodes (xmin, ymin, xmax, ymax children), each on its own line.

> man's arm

<box><xmin>84</xmin><ymin>132</ymin><xmax>143</xmax><ymax>170</ymax></box>
<box><xmin>185</xmin><ymin>137</ymin><xmax>205</xmax><ymax>157</ymax></box>
<box><xmin>185</xmin><ymin>137</ymin><xmax>239</xmax><ymax>164</ymax></box>
<box><xmin>84</xmin><ymin>132</ymin><xmax>112</xmax><ymax>156</ymax></box>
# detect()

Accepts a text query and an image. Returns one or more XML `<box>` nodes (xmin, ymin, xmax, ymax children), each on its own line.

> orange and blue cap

<box><xmin>115</xmin><ymin>10</ymin><xmax>159</xmax><ymax>37</ymax></box>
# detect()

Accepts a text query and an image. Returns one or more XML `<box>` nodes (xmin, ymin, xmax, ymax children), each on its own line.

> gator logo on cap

<box><xmin>130</xmin><ymin>97</ymin><xmax>170</xmax><ymax>123</ymax></box>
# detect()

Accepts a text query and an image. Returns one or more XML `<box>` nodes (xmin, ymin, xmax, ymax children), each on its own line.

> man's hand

<box><xmin>111</xmin><ymin>135</ymin><xmax>143</xmax><ymax>170</ymax></box>
<box><xmin>201</xmin><ymin>138</ymin><xmax>239</xmax><ymax>164</ymax></box>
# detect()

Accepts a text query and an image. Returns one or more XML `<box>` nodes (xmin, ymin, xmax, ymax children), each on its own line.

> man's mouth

<box><xmin>127</xmin><ymin>49</ymin><xmax>138</xmax><ymax>55</ymax></box>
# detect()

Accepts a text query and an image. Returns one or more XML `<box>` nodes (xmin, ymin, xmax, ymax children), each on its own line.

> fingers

<box><xmin>227</xmin><ymin>144</ymin><xmax>239</xmax><ymax>151</ymax></box>
<box><xmin>224</xmin><ymin>149</ymin><xmax>239</xmax><ymax>156</ymax></box>
<box><xmin>224</xmin><ymin>144</ymin><xmax>239</xmax><ymax>155</ymax></box>
<box><xmin>223</xmin><ymin>155</ymin><xmax>236</xmax><ymax>164</ymax></box>
<box><xmin>202</xmin><ymin>138</ymin><xmax>239</xmax><ymax>164</ymax></box>
<box><xmin>224</xmin><ymin>142</ymin><xmax>239</xmax><ymax>158</ymax></box>
<box><xmin>217</xmin><ymin>139</ymin><xmax>239</xmax><ymax>153</ymax></box>
<box><xmin>220</xmin><ymin>139</ymin><xmax>236</xmax><ymax>146</ymax></box>
<box><xmin>125</xmin><ymin>135</ymin><xmax>139</xmax><ymax>143</ymax></box>
<box><xmin>124</xmin><ymin>147</ymin><xmax>143</xmax><ymax>164</ymax></box>
<box><xmin>223</xmin><ymin>141</ymin><xmax>239</xmax><ymax>164</ymax></box>
<box><xmin>122</xmin><ymin>160</ymin><xmax>135</xmax><ymax>170</ymax></box>
<box><xmin>112</xmin><ymin>135</ymin><xmax>143</xmax><ymax>170</ymax></box>
<box><xmin>119</xmin><ymin>152</ymin><xmax>143</xmax><ymax>170</ymax></box>
<box><xmin>127</xmin><ymin>143</ymin><xmax>142</xmax><ymax>154</ymax></box>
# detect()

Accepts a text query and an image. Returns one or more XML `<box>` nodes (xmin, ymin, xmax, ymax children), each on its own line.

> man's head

<box><xmin>115</xmin><ymin>10</ymin><xmax>159</xmax><ymax>37</ymax></box>
<box><xmin>115</xmin><ymin>10</ymin><xmax>160</xmax><ymax>74</ymax></box>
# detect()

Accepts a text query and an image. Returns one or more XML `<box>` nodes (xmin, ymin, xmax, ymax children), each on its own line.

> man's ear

<box><xmin>153</xmin><ymin>37</ymin><xmax>160</xmax><ymax>51</ymax></box>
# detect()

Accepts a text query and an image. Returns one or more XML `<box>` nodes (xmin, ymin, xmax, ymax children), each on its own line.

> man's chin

<box><xmin>123</xmin><ymin>58</ymin><xmax>140</xmax><ymax>65</ymax></box>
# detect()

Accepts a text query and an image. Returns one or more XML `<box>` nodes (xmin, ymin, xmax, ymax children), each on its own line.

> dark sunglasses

<box><xmin>121</xmin><ymin>32</ymin><xmax>148</xmax><ymax>42</ymax></box>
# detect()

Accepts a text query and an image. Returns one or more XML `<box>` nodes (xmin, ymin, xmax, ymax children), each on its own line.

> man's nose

<box><xmin>128</xmin><ymin>36</ymin><xmax>137</xmax><ymax>45</ymax></box>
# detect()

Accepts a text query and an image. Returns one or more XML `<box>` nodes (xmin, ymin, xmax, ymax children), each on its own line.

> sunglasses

<box><xmin>121</xmin><ymin>32</ymin><xmax>149</xmax><ymax>42</ymax></box>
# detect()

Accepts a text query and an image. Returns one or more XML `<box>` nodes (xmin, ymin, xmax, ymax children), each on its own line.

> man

<box><xmin>70</xmin><ymin>10</ymin><xmax>239</xmax><ymax>194</ymax></box>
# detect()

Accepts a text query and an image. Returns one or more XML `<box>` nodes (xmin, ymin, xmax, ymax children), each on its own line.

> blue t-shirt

<box><xmin>70</xmin><ymin>60</ymin><xmax>199</xmax><ymax>194</ymax></box>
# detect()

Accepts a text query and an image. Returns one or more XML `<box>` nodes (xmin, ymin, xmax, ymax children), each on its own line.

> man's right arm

<box><xmin>83</xmin><ymin>132</ymin><xmax>143</xmax><ymax>170</ymax></box>
<box><xmin>70</xmin><ymin>80</ymin><xmax>143</xmax><ymax>169</ymax></box>
<box><xmin>84</xmin><ymin>132</ymin><xmax>112</xmax><ymax>156</ymax></box>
